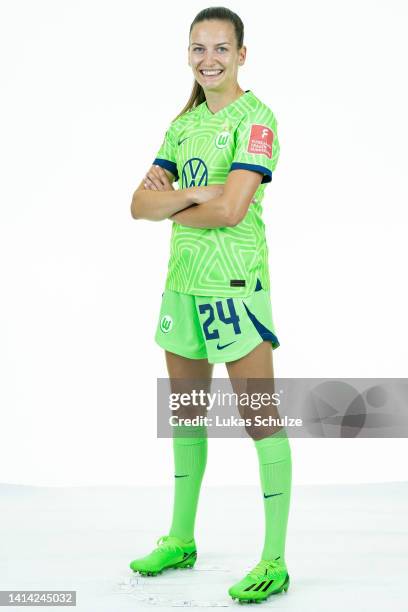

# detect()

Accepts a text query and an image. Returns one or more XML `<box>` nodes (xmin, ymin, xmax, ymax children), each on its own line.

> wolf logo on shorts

<box><xmin>160</xmin><ymin>315</ymin><xmax>173</xmax><ymax>334</ymax></box>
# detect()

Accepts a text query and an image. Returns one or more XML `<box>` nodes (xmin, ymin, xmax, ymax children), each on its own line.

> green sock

<box><xmin>254</xmin><ymin>429</ymin><xmax>292</xmax><ymax>562</ymax></box>
<box><xmin>169</xmin><ymin>424</ymin><xmax>208</xmax><ymax>543</ymax></box>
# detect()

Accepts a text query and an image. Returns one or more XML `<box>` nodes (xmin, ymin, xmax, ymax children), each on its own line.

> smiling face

<box><xmin>188</xmin><ymin>19</ymin><xmax>246</xmax><ymax>93</ymax></box>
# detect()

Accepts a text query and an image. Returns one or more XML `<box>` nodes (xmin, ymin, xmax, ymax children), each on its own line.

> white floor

<box><xmin>1</xmin><ymin>482</ymin><xmax>407</xmax><ymax>610</ymax></box>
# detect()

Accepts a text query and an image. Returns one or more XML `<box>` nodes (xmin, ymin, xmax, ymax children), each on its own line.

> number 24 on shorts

<box><xmin>198</xmin><ymin>298</ymin><xmax>241</xmax><ymax>340</ymax></box>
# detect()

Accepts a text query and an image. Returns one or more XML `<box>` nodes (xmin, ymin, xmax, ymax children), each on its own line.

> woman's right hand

<box><xmin>189</xmin><ymin>184</ymin><xmax>224</xmax><ymax>205</ymax></box>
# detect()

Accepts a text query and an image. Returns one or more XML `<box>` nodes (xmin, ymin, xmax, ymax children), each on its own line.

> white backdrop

<box><xmin>0</xmin><ymin>0</ymin><xmax>407</xmax><ymax>487</ymax></box>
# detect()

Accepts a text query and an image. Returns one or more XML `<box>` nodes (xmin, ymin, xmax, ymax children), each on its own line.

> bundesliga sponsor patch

<box><xmin>247</xmin><ymin>124</ymin><xmax>273</xmax><ymax>158</ymax></box>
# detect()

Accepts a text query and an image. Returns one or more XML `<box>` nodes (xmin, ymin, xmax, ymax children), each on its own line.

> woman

<box><xmin>129</xmin><ymin>7</ymin><xmax>292</xmax><ymax>604</ymax></box>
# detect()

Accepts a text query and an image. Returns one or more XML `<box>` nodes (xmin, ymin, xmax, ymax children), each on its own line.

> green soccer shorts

<box><xmin>154</xmin><ymin>280</ymin><xmax>280</xmax><ymax>364</ymax></box>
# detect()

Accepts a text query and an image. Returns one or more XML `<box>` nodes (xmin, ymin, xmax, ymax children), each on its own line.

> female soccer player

<box><xmin>129</xmin><ymin>7</ymin><xmax>292</xmax><ymax>604</ymax></box>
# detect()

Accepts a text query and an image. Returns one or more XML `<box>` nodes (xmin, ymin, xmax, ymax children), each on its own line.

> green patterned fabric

<box><xmin>153</xmin><ymin>90</ymin><xmax>280</xmax><ymax>297</ymax></box>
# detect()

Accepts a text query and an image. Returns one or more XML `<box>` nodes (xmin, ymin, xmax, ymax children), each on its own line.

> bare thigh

<box><xmin>165</xmin><ymin>351</ymin><xmax>214</xmax><ymax>380</ymax></box>
<box><xmin>165</xmin><ymin>351</ymin><xmax>214</xmax><ymax>421</ymax></box>
<box><xmin>226</xmin><ymin>341</ymin><xmax>282</xmax><ymax>440</ymax></box>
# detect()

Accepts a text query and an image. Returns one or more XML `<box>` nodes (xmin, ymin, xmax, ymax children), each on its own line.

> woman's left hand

<box><xmin>144</xmin><ymin>165</ymin><xmax>175</xmax><ymax>191</ymax></box>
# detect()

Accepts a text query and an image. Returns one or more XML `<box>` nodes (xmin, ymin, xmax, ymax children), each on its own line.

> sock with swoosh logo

<box><xmin>169</xmin><ymin>424</ymin><xmax>208</xmax><ymax>542</ymax></box>
<box><xmin>254</xmin><ymin>429</ymin><xmax>292</xmax><ymax>561</ymax></box>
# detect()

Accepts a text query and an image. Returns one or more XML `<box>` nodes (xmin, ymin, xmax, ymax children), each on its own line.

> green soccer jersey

<box><xmin>153</xmin><ymin>90</ymin><xmax>280</xmax><ymax>297</ymax></box>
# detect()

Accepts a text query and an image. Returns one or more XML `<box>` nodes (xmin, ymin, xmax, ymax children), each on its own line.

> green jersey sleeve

<box><xmin>153</xmin><ymin>122</ymin><xmax>179</xmax><ymax>181</ymax></box>
<box><xmin>230</xmin><ymin>109</ymin><xmax>280</xmax><ymax>184</ymax></box>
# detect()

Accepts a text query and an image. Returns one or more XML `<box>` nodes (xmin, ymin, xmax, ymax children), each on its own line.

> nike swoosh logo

<box><xmin>177</xmin><ymin>136</ymin><xmax>190</xmax><ymax>146</ymax></box>
<box><xmin>216</xmin><ymin>341</ymin><xmax>236</xmax><ymax>350</ymax></box>
<box><xmin>264</xmin><ymin>492</ymin><xmax>283</xmax><ymax>498</ymax></box>
<box><xmin>175</xmin><ymin>474</ymin><xmax>189</xmax><ymax>478</ymax></box>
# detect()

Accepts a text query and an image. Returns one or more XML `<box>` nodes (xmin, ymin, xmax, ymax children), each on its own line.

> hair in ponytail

<box><xmin>173</xmin><ymin>6</ymin><xmax>244</xmax><ymax>121</ymax></box>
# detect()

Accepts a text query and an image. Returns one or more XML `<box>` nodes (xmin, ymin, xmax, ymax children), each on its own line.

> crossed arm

<box><xmin>130</xmin><ymin>164</ymin><xmax>263</xmax><ymax>229</ymax></box>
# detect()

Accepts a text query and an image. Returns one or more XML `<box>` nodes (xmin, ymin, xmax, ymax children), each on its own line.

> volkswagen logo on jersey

<box><xmin>160</xmin><ymin>315</ymin><xmax>173</xmax><ymax>333</ymax></box>
<box><xmin>181</xmin><ymin>158</ymin><xmax>208</xmax><ymax>188</ymax></box>
<box><xmin>215</xmin><ymin>131</ymin><xmax>231</xmax><ymax>149</ymax></box>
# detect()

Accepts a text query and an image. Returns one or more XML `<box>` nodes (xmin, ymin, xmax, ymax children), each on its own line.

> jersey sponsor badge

<box><xmin>247</xmin><ymin>124</ymin><xmax>273</xmax><ymax>158</ymax></box>
<box><xmin>181</xmin><ymin>158</ymin><xmax>208</xmax><ymax>188</ymax></box>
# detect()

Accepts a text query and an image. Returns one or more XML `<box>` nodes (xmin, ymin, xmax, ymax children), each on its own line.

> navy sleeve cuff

<box><xmin>153</xmin><ymin>158</ymin><xmax>179</xmax><ymax>181</ymax></box>
<box><xmin>230</xmin><ymin>162</ymin><xmax>272</xmax><ymax>184</ymax></box>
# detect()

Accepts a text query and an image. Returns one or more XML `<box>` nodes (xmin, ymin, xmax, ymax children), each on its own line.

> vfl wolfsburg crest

<box><xmin>181</xmin><ymin>158</ymin><xmax>208</xmax><ymax>188</ymax></box>
<box><xmin>215</xmin><ymin>131</ymin><xmax>231</xmax><ymax>149</ymax></box>
<box><xmin>160</xmin><ymin>315</ymin><xmax>173</xmax><ymax>333</ymax></box>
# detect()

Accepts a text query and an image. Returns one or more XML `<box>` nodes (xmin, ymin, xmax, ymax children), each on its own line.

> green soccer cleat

<box><xmin>129</xmin><ymin>535</ymin><xmax>197</xmax><ymax>576</ymax></box>
<box><xmin>228</xmin><ymin>557</ymin><xmax>290</xmax><ymax>603</ymax></box>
